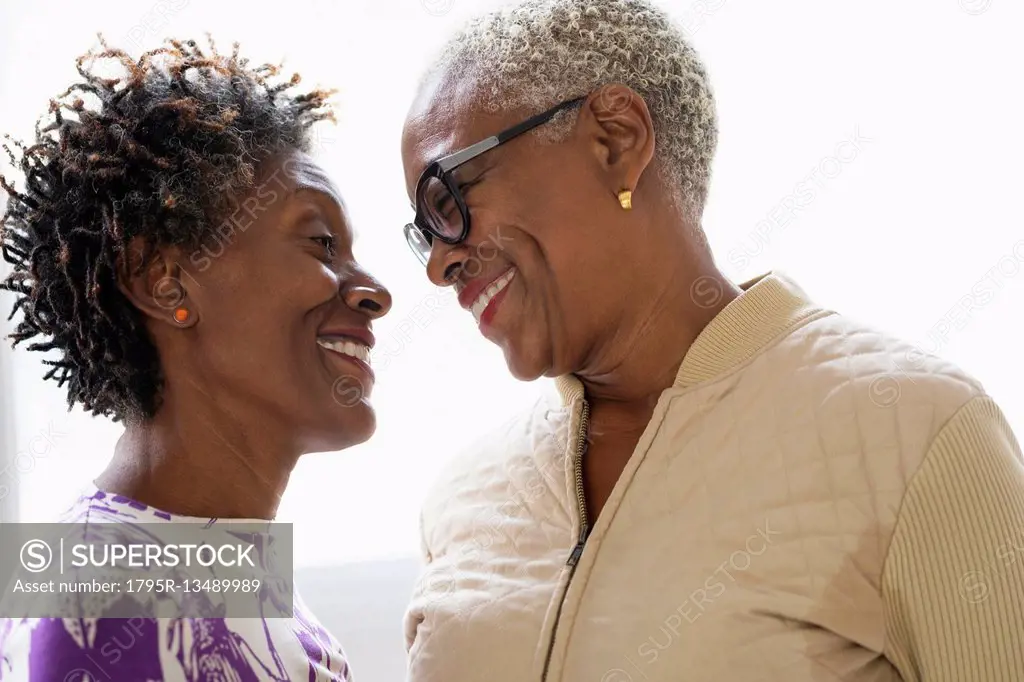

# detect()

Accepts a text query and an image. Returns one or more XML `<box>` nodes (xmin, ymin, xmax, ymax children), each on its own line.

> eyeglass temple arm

<box><xmin>435</xmin><ymin>96</ymin><xmax>587</xmax><ymax>173</ymax></box>
<box><xmin>438</xmin><ymin>138</ymin><xmax>500</xmax><ymax>171</ymax></box>
<box><xmin>495</xmin><ymin>96</ymin><xmax>586</xmax><ymax>145</ymax></box>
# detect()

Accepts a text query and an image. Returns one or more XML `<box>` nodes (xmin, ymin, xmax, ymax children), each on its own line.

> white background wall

<box><xmin>1</xmin><ymin>0</ymin><xmax>1022</xmax><ymax>679</ymax></box>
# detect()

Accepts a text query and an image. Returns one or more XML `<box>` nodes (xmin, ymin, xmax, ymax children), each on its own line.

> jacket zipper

<box><xmin>567</xmin><ymin>399</ymin><xmax>591</xmax><ymax>567</ymax></box>
<box><xmin>541</xmin><ymin>398</ymin><xmax>591</xmax><ymax>682</ymax></box>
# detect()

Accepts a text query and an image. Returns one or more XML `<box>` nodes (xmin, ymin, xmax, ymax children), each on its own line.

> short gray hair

<box><xmin>428</xmin><ymin>0</ymin><xmax>718</xmax><ymax>218</ymax></box>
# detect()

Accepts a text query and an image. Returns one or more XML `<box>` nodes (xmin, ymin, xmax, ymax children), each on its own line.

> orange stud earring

<box><xmin>173</xmin><ymin>307</ymin><xmax>190</xmax><ymax>324</ymax></box>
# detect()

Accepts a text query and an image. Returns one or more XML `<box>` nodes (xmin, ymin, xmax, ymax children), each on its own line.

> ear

<box><xmin>581</xmin><ymin>83</ymin><xmax>657</xmax><ymax>200</ymax></box>
<box><xmin>116</xmin><ymin>237</ymin><xmax>198</xmax><ymax>328</ymax></box>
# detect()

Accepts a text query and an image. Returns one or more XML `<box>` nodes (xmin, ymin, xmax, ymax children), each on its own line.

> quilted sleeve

<box><xmin>403</xmin><ymin>509</ymin><xmax>433</xmax><ymax>654</ymax></box>
<box><xmin>882</xmin><ymin>395</ymin><xmax>1024</xmax><ymax>681</ymax></box>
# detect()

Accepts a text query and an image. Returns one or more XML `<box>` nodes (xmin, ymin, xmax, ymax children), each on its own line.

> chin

<box><xmin>502</xmin><ymin>342</ymin><xmax>549</xmax><ymax>382</ymax></box>
<box><xmin>308</xmin><ymin>403</ymin><xmax>377</xmax><ymax>453</ymax></box>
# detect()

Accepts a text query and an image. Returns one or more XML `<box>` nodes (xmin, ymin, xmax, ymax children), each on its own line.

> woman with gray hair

<box><xmin>399</xmin><ymin>0</ymin><xmax>1024</xmax><ymax>680</ymax></box>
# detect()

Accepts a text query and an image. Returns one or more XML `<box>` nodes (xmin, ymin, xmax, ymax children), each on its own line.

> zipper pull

<box><xmin>566</xmin><ymin>525</ymin><xmax>589</xmax><ymax>567</ymax></box>
<box><xmin>567</xmin><ymin>541</ymin><xmax>585</xmax><ymax>567</ymax></box>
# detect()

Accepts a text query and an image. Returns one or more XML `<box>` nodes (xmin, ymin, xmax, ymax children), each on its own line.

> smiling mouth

<box><xmin>316</xmin><ymin>337</ymin><xmax>371</xmax><ymax>365</ymax></box>
<box><xmin>470</xmin><ymin>268</ymin><xmax>517</xmax><ymax>324</ymax></box>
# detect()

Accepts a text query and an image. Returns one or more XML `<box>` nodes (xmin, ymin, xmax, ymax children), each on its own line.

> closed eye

<box><xmin>311</xmin><ymin>235</ymin><xmax>338</xmax><ymax>260</ymax></box>
<box><xmin>434</xmin><ymin>194</ymin><xmax>455</xmax><ymax>218</ymax></box>
<box><xmin>435</xmin><ymin>179</ymin><xmax>481</xmax><ymax>219</ymax></box>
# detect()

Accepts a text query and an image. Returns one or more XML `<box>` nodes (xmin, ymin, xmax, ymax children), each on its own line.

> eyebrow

<box><xmin>292</xmin><ymin>188</ymin><xmax>360</xmax><ymax>242</ymax></box>
<box><xmin>293</xmin><ymin>185</ymin><xmax>346</xmax><ymax>214</ymax></box>
<box><xmin>291</xmin><ymin>202</ymin><xmax>326</xmax><ymax>222</ymax></box>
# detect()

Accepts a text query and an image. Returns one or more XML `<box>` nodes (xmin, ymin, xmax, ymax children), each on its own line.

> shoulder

<box><xmin>780</xmin><ymin>310</ymin><xmax>985</xmax><ymax>444</ymax></box>
<box><xmin>711</xmin><ymin>309</ymin><xmax>994</xmax><ymax>517</ymax></box>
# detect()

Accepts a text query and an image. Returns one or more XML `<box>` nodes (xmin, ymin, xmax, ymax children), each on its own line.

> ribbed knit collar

<box><xmin>554</xmin><ymin>271</ymin><xmax>825</xmax><ymax>405</ymax></box>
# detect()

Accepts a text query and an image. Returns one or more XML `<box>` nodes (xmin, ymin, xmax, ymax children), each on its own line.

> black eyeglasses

<box><xmin>403</xmin><ymin>96</ymin><xmax>586</xmax><ymax>266</ymax></box>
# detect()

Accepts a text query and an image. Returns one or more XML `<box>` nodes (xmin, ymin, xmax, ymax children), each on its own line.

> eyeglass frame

<box><xmin>403</xmin><ymin>95</ymin><xmax>587</xmax><ymax>263</ymax></box>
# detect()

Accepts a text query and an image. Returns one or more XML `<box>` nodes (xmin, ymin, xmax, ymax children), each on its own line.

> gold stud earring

<box><xmin>618</xmin><ymin>189</ymin><xmax>633</xmax><ymax>210</ymax></box>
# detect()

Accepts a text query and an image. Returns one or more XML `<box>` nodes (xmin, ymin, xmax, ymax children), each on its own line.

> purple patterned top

<box><xmin>0</xmin><ymin>488</ymin><xmax>351</xmax><ymax>681</ymax></box>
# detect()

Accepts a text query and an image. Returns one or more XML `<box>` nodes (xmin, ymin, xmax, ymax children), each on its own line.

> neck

<box><xmin>576</xmin><ymin>224</ymin><xmax>741</xmax><ymax>413</ymax></box>
<box><xmin>96</xmin><ymin>384</ymin><xmax>300</xmax><ymax>520</ymax></box>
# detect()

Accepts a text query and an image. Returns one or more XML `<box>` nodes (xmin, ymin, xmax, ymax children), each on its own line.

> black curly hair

<box><xmin>0</xmin><ymin>35</ymin><xmax>335</xmax><ymax>422</ymax></box>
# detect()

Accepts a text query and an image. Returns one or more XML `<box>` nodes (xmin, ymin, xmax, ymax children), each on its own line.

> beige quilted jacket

<box><xmin>404</xmin><ymin>272</ymin><xmax>1024</xmax><ymax>681</ymax></box>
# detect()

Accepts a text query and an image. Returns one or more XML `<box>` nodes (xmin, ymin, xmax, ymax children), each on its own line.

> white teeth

<box><xmin>471</xmin><ymin>268</ymin><xmax>516</xmax><ymax>323</ymax></box>
<box><xmin>317</xmin><ymin>338</ymin><xmax>371</xmax><ymax>365</ymax></box>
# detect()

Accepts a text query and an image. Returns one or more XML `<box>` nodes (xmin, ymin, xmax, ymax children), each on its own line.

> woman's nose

<box><xmin>426</xmin><ymin>240</ymin><xmax>469</xmax><ymax>287</ymax></box>
<box><xmin>342</xmin><ymin>279</ymin><xmax>392</xmax><ymax>319</ymax></box>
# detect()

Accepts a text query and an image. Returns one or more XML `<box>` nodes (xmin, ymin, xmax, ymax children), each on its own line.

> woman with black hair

<box><xmin>0</xmin><ymin>36</ymin><xmax>389</xmax><ymax>681</ymax></box>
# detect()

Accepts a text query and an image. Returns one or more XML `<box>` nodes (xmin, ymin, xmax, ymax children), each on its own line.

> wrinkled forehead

<box><xmin>401</xmin><ymin>69</ymin><xmax>518</xmax><ymax>197</ymax></box>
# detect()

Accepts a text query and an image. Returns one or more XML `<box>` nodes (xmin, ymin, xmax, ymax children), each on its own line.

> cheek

<box><xmin>193</xmin><ymin>252</ymin><xmax>338</xmax><ymax>344</ymax></box>
<box><xmin>519</xmin><ymin>237</ymin><xmax>605</xmax><ymax>348</ymax></box>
